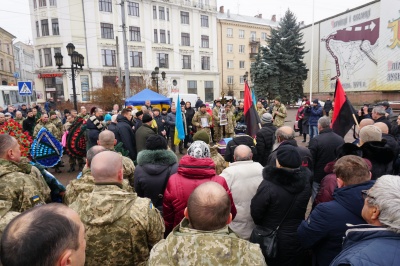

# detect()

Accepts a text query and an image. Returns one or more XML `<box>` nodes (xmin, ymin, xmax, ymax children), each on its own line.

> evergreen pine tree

<box><xmin>251</xmin><ymin>9</ymin><xmax>308</xmax><ymax>103</ymax></box>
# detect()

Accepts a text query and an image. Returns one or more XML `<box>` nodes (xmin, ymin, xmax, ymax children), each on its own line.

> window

<box><xmin>6</xmin><ymin>45</ymin><xmax>9</xmax><ymax>55</ymax></box>
<box><xmin>261</xmin><ymin>32</ymin><xmax>267</xmax><ymax>40</ymax></box>
<box><xmin>181</xmin><ymin>33</ymin><xmax>190</xmax><ymax>46</ymax></box>
<box><xmin>101</xmin><ymin>23</ymin><xmax>113</xmax><ymax>39</ymax></box>
<box><xmin>166</xmin><ymin>8</ymin><xmax>169</xmax><ymax>21</ymax></box>
<box><xmin>250</xmin><ymin>31</ymin><xmax>256</xmax><ymax>41</ymax></box>
<box><xmin>38</xmin><ymin>50</ymin><xmax>43</xmax><ymax>67</ymax></box>
<box><xmin>99</xmin><ymin>0</ymin><xmax>112</xmax><ymax>12</ymax></box>
<box><xmin>52</xmin><ymin>19</ymin><xmax>59</xmax><ymax>35</ymax></box>
<box><xmin>181</xmin><ymin>11</ymin><xmax>189</xmax><ymax>24</ymax></box>
<box><xmin>157</xmin><ymin>53</ymin><xmax>169</xmax><ymax>68</ymax></box>
<box><xmin>130</xmin><ymin>51</ymin><xmax>142</xmax><ymax>67</ymax></box>
<box><xmin>128</xmin><ymin>2</ymin><xmax>139</xmax><ymax>16</ymax></box>
<box><xmin>154</xmin><ymin>29</ymin><xmax>158</xmax><ymax>43</ymax></box>
<box><xmin>39</xmin><ymin>0</ymin><xmax>46</xmax><ymax>7</ymax></box>
<box><xmin>227</xmin><ymin>60</ymin><xmax>233</xmax><ymax>68</ymax></box>
<box><xmin>239</xmin><ymin>29</ymin><xmax>245</xmax><ymax>38</ymax></box>
<box><xmin>81</xmin><ymin>75</ymin><xmax>90</xmax><ymax>101</ymax></box>
<box><xmin>35</xmin><ymin>21</ymin><xmax>40</xmax><ymax>37</ymax></box>
<box><xmin>9</xmin><ymin>62</ymin><xmax>12</xmax><ymax>73</ymax></box>
<box><xmin>153</xmin><ymin>6</ymin><xmax>157</xmax><ymax>19</ymax></box>
<box><xmin>201</xmin><ymin>15</ymin><xmax>209</xmax><ymax>27</ymax></box>
<box><xmin>167</xmin><ymin>31</ymin><xmax>170</xmax><ymax>44</ymax></box>
<box><xmin>187</xmin><ymin>80</ymin><xmax>197</xmax><ymax>94</ymax></box>
<box><xmin>33</xmin><ymin>0</ymin><xmax>37</xmax><ymax>9</ymax></box>
<box><xmin>159</xmin><ymin>7</ymin><xmax>165</xmax><ymax>20</ymax></box>
<box><xmin>240</xmin><ymin>91</ymin><xmax>244</xmax><ymax>99</ymax></box>
<box><xmin>41</xmin><ymin>19</ymin><xmax>49</xmax><ymax>36</ymax></box>
<box><xmin>43</xmin><ymin>48</ymin><xmax>52</xmax><ymax>66</ymax></box>
<box><xmin>227</xmin><ymin>44</ymin><xmax>233</xmax><ymax>53</ymax></box>
<box><xmin>182</xmin><ymin>55</ymin><xmax>191</xmax><ymax>69</ymax></box>
<box><xmin>205</xmin><ymin>81</ymin><xmax>213</xmax><ymax>102</ymax></box>
<box><xmin>129</xmin><ymin>26</ymin><xmax>140</xmax><ymax>41</ymax></box>
<box><xmin>50</xmin><ymin>0</ymin><xmax>56</xmax><ymax>6</ymax></box>
<box><xmin>101</xmin><ymin>49</ymin><xmax>116</xmax><ymax>66</ymax></box>
<box><xmin>201</xmin><ymin>35</ymin><xmax>209</xmax><ymax>48</ymax></box>
<box><xmin>160</xmin><ymin>30</ymin><xmax>166</xmax><ymax>43</ymax></box>
<box><xmin>239</xmin><ymin>61</ymin><xmax>245</xmax><ymax>69</ymax></box>
<box><xmin>227</xmin><ymin>76</ymin><xmax>234</xmax><ymax>84</ymax></box>
<box><xmin>239</xmin><ymin>45</ymin><xmax>245</xmax><ymax>53</ymax></box>
<box><xmin>0</xmin><ymin>59</ymin><xmax>3</xmax><ymax>71</ymax></box>
<box><xmin>240</xmin><ymin>76</ymin><xmax>245</xmax><ymax>84</ymax></box>
<box><xmin>54</xmin><ymin>47</ymin><xmax>61</xmax><ymax>56</ymax></box>
<box><xmin>227</xmin><ymin>28</ymin><xmax>233</xmax><ymax>37</ymax></box>
<box><xmin>201</xmin><ymin>56</ymin><xmax>210</xmax><ymax>70</ymax></box>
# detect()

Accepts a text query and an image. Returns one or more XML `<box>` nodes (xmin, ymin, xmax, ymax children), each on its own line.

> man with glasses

<box><xmin>331</xmin><ymin>175</ymin><xmax>400</xmax><ymax>265</ymax></box>
<box><xmin>297</xmin><ymin>155</ymin><xmax>375</xmax><ymax>266</ymax></box>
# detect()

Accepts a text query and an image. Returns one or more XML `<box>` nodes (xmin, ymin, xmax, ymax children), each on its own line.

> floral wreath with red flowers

<box><xmin>0</xmin><ymin>119</ymin><xmax>33</xmax><ymax>157</ymax></box>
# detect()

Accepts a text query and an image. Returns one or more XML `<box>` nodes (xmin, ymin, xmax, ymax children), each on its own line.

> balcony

<box><xmin>250</xmin><ymin>53</ymin><xmax>257</xmax><ymax>59</ymax></box>
<box><xmin>249</xmin><ymin>37</ymin><xmax>260</xmax><ymax>44</ymax></box>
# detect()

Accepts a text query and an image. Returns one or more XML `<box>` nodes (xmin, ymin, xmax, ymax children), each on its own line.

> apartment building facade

<box><xmin>30</xmin><ymin>0</ymin><xmax>220</xmax><ymax>103</ymax></box>
<box><xmin>13</xmin><ymin>42</ymin><xmax>35</xmax><ymax>85</ymax></box>
<box><xmin>217</xmin><ymin>7</ymin><xmax>277</xmax><ymax>99</ymax></box>
<box><xmin>0</xmin><ymin>27</ymin><xmax>17</xmax><ymax>86</ymax></box>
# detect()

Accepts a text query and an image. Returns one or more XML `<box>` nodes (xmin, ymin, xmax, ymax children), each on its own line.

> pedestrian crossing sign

<box><xmin>18</xmin><ymin>81</ymin><xmax>33</xmax><ymax>96</ymax></box>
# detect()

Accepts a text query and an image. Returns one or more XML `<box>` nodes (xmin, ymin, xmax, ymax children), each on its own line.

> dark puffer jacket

<box><xmin>298</xmin><ymin>180</ymin><xmax>375</xmax><ymax>266</ymax></box>
<box><xmin>331</xmin><ymin>225</ymin><xmax>400</xmax><ymax>266</ymax></box>
<box><xmin>86</xmin><ymin>116</ymin><xmax>104</xmax><ymax>148</ymax></box>
<box><xmin>115</xmin><ymin>114</ymin><xmax>137</xmax><ymax>161</ymax></box>
<box><xmin>251</xmin><ymin>166</ymin><xmax>311</xmax><ymax>266</ymax></box>
<box><xmin>255</xmin><ymin>123</ymin><xmax>277</xmax><ymax>166</ymax></box>
<box><xmin>163</xmin><ymin>155</ymin><xmax>237</xmax><ymax>235</ymax></box>
<box><xmin>134</xmin><ymin>149</ymin><xmax>178</xmax><ymax>213</ymax></box>
<box><xmin>360</xmin><ymin>140</ymin><xmax>394</xmax><ymax>179</ymax></box>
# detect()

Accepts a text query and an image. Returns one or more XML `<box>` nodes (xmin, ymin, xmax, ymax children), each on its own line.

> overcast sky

<box><xmin>1</xmin><ymin>0</ymin><xmax>373</xmax><ymax>43</ymax></box>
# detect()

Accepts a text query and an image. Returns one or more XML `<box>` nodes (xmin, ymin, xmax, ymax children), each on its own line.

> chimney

<box><xmin>219</xmin><ymin>6</ymin><xmax>224</xmax><ymax>13</ymax></box>
<box><xmin>227</xmin><ymin>9</ymin><xmax>230</xmax><ymax>18</ymax></box>
<box><xmin>254</xmin><ymin>14</ymin><xmax>262</xmax><ymax>19</ymax></box>
<box><xmin>271</xmin><ymin>14</ymin><xmax>276</xmax><ymax>22</ymax></box>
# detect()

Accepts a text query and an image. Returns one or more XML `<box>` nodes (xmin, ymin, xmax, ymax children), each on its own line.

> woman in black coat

<box><xmin>251</xmin><ymin>145</ymin><xmax>311</xmax><ymax>266</ymax></box>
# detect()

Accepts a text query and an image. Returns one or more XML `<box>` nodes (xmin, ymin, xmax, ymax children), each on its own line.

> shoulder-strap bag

<box><xmin>156</xmin><ymin>165</ymin><xmax>172</xmax><ymax>207</ymax></box>
<box><xmin>250</xmin><ymin>194</ymin><xmax>298</xmax><ymax>259</ymax></box>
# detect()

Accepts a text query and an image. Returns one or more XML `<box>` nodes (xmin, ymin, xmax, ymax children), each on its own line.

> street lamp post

<box><xmin>54</xmin><ymin>43</ymin><xmax>84</xmax><ymax>111</ymax></box>
<box><xmin>151</xmin><ymin>67</ymin><xmax>166</xmax><ymax>93</ymax></box>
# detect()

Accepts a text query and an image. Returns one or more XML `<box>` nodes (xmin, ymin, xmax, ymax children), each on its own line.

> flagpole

<box><xmin>309</xmin><ymin>0</ymin><xmax>315</xmax><ymax>101</ymax></box>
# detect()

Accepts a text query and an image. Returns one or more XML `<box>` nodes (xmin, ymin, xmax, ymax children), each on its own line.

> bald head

<box><xmin>359</xmin><ymin>118</ymin><xmax>374</xmax><ymax>129</ymax></box>
<box><xmin>187</xmin><ymin>182</ymin><xmax>231</xmax><ymax>231</ymax></box>
<box><xmin>91</xmin><ymin>151</ymin><xmax>123</xmax><ymax>182</ymax></box>
<box><xmin>374</xmin><ymin>122</ymin><xmax>389</xmax><ymax>134</ymax></box>
<box><xmin>98</xmin><ymin>130</ymin><xmax>116</xmax><ymax>149</ymax></box>
<box><xmin>276</xmin><ymin>126</ymin><xmax>295</xmax><ymax>143</ymax></box>
<box><xmin>233</xmin><ymin>145</ymin><xmax>253</xmax><ymax>161</ymax></box>
<box><xmin>86</xmin><ymin>145</ymin><xmax>107</xmax><ymax>167</ymax></box>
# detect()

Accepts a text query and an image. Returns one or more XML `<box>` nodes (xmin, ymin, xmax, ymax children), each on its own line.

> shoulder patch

<box><xmin>30</xmin><ymin>195</ymin><xmax>43</xmax><ymax>207</ymax></box>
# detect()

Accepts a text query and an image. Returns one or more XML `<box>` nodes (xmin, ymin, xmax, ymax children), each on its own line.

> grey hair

<box><xmin>318</xmin><ymin>116</ymin><xmax>330</xmax><ymax>129</ymax></box>
<box><xmin>367</xmin><ymin>175</ymin><xmax>400</xmax><ymax>233</ymax></box>
<box><xmin>360</xmin><ymin>125</ymin><xmax>382</xmax><ymax>143</ymax></box>
<box><xmin>275</xmin><ymin>127</ymin><xmax>295</xmax><ymax>141</ymax></box>
<box><xmin>373</xmin><ymin>106</ymin><xmax>386</xmax><ymax>116</ymax></box>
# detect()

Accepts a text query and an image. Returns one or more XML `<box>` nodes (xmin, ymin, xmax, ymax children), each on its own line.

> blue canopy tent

<box><xmin>125</xmin><ymin>89</ymin><xmax>171</xmax><ymax>108</ymax></box>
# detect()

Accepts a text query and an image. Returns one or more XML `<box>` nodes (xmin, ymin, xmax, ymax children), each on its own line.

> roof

<box><xmin>217</xmin><ymin>12</ymin><xmax>278</xmax><ymax>27</ymax></box>
<box><xmin>125</xmin><ymin>88</ymin><xmax>171</xmax><ymax>106</ymax></box>
<box><xmin>0</xmin><ymin>27</ymin><xmax>16</xmax><ymax>39</ymax></box>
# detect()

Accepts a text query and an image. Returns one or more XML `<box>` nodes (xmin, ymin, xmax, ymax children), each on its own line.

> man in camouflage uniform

<box><xmin>148</xmin><ymin>182</ymin><xmax>266</xmax><ymax>265</ymax></box>
<box><xmin>272</xmin><ymin>96</ymin><xmax>287</xmax><ymax>128</ymax></box>
<box><xmin>227</xmin><ymin>99</ymin><xmax>236</xmax><ymax>113</ymax></box>
<box><xmin>224</xmin><ymin>104</ymin><xmax>236</xmax><ymax>138</ymax></box>
<box><xmin>192</xmin><ymin>104</ymin><xmax>212</xmax><ymax>142</ymax></box>
<box><xmin>235</xmin><ymin>102</ymin><xmax>245</xmax><ymax>124</ymax></box>
<box><xmin>256</xmin><ymin>101</ymin><xmax>267</xmax><ymax>119</ymax></box>
<box><xmin>33</xmin><ymin>113</ymin><xmax>60</xmax><ymax>140</ymax></box>
<box><xmin>14</xmin><ymin>111</ymin><xmax>25</xmax><ymax>126</ymax></box>
<box><xmin>0</xmin><ymin>134</ymin><xmax>46</xmax><ymax>214</ymax></box>
<box><xmin>212</xmin><ymin>100</ymin><xmax>223</xmax><ymax>143</ymax></box>
<box><xmin>70</xmin><ymin>151</ymin><xmax>164</xmax><ymax>265</ymax></box>
<box><xmin>64</xmin><ymin>145</ymin><xmax>133</xmax><ymax>206</ymax></box>
<box><xmin>0</xmin><ymin>200</ymin><xmax>19</xmax><ymax>239</ymax></box>
<box><xmin>49</xmin><ymin>111</ymin><xmax>62</xmax><ymax>134</ymax></box>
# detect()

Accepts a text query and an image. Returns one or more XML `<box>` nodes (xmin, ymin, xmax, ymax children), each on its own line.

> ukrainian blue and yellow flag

<box><xmin>174</xmin><ymin>95</ymin><xmax>185</xmax><ymax>145</ymax></box>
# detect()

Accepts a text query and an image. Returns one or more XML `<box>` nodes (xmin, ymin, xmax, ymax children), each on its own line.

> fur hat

<box><xmin>193</xmin><ymin>130</ymin><xmax>210</xmax><ymax>144</ymax></box>
<box><xmin>261</xmin><ymin>113</ymin><xmax>273</xmax><ymax>124</ymax></box>
<box><xmin>277</xmin><ymin>145</ymin><xmax>301</xmax><ymax>168</ymax></box>
<box><xmin>146</xmin><ymin>135</ymin><xmax>168</xmax><ymax>150</ymax></box>
<box><xmin>187</xmin><ymin>141</ymin><xmax>210</xmax><ymax>158</ymax></box>
<box><xmin>142</xmin><ymin>113</ymin><xmax>153</xmax><ymax>123</ymax></box>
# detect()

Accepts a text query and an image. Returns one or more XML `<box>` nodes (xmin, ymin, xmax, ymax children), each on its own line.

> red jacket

<box><xmin>163</xmin><ymin>155</ymin><xmax>237</xmax><ymax>235</ymax></box>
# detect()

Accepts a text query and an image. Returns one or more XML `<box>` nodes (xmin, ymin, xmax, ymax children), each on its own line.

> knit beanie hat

<box><xmin>261</xmin><ymin>113</ymin><xmax>273</xmax><ymax>124</ymax></box>
<box><xmin>187</xmin><ymin>141</ymin><xmax>210</xmax><ymax>159</ymax></box>
<box><xmin>277</xmin><ymin>145</ymin><xmax>301</xmax><ymax>168</ymax></box>
<box><xmin>193</xmin><ymin>130</ymin><xmax>210</xmax><ymax>144</ymax></box>
<box><xmin>104</xmin><ymin>113</ymin><xmax>112</xmax><ymax>122</ymax></box>
<box><xmin>313</xmin><ymin>99</ymin><xmax>319</xmax><ymax>104</ymax></box>
<box><xmin>142</xmin><ymin>113</ymin><xmax>153</xmax><ymax>123</ymax></box>
<box><xmin>146</xmin><ymin>135</ymin><xmax>168</xmax><ymax>150</ymax></box>
<box><xmin>49</xmin><ymin>111</ymin><xmax>56</xmax><ymax>116</ymax></box>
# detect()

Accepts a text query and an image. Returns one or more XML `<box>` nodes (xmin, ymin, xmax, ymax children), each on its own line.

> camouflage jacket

<box><xmin>19</xmin><ymin>158</ymin><xmax>51</xmax><ymax>203</ymax></box>
<box><xmin>70</xmin><ymin>184</ymin><xmax>165</xmax><ymax>266</ymax></box>
<box><xmin>64</xmin><ymin>168</ymin><xmax>133</xmax><ymax>206</ymax></box>
<box><xmin>257</xmin><ymin>107</ymin><xmax>267</xmax><ymax>119</ymax></box>
<box><xmin>14</xmin><ymin>117</ymin><xmax>24</xmax><ymax>126</ymax></box>
<box><xmin>224</xmin><ymin>110</ymin><xmax>236</xmax><ymax>134</ymax></box>
<box><xmin>0</xmin><ymin>159</ymin><xmax>46</xmax><ymax>212</ymax></box>
<box><xmin>0</xmin><ymin>200</ymin><xmax>20</xmax><ymax>239</ymax></box>
<box><xmin>33</xmin><ymin>120</ymin><xmax>60</xmax><ymax>139</ymax></box>
<box><xmin>50</xmin><ymin>117</ymin><xmax>63</xmax><ymax>133</ymax></box>
<box><xmin>148</xmin><ymin>218</ymin><xmax>266</xmax><ymax>266</ymax></box>
<box><xmin>210</xmin><ymin>146</ymin><xmax>226</xmax><ymax>175</ymax></box>
<box><xmin>212</xmin><ymin>107</ymin><xmax>221</xmax><ymax>126</ymax></box>
<box><xmin>272</xmin><ymin>103</ymin><xmax>287</xmax><ymax>128</ymax></box>
<box><xmin>192</xmin><ymin>111</ymin><xmax>211</xmax><ymax>129</ymax></box>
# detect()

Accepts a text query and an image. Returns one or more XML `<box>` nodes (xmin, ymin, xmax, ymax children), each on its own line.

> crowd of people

<box><xmin>1</xmin><ymin>95</ymin><xmax>400</xmax><ymax>266</ymax></box>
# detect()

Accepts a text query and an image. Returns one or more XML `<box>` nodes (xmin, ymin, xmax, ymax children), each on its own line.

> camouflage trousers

<box><xmin>213</xmin><ymin>125</ymin><xmax>222</xmax><ymax>143</ymax></box>
<box><xmin>69</xmin><ymin>155</ymin><xmax>85</xmax><ymax>167</ymax></box>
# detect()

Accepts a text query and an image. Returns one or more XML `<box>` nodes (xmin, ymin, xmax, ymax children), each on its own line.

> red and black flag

<box><xmin>331</xmin><ymin>78</ymin><xmax>356</xmax><ymax>137</ymax></box>
<box><xmin>244</xmin><ymin>82</ymin><xmax>261</xmax><ymax>138</ymax></box>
